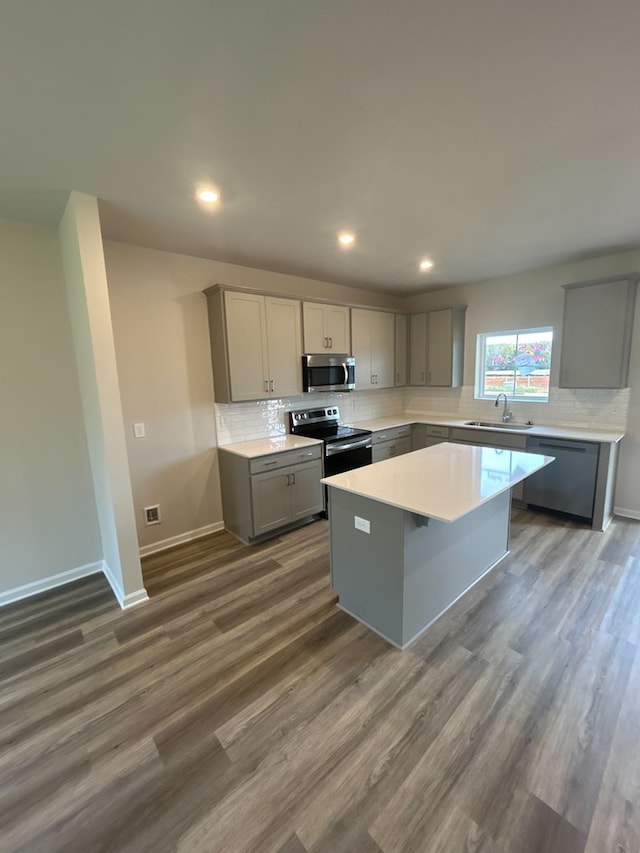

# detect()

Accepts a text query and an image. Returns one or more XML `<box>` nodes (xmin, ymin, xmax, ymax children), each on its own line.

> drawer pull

<box><xmin>264</xmin><ymin>460</ymin><xmax>278</xmax><ymax>466</ymax></box>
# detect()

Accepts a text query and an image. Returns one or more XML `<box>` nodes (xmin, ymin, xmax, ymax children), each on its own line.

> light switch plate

<box><xmin>354</xmin><ymin>515</ymin><xmax>370</xmax><ymax>534</ymax></box>
<box><xmin>133</xmin><ymin>422</ymin><xmax>145</xmax><ymax>438</ymax></box>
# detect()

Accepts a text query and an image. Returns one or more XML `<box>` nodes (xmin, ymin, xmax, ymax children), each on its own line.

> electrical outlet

<box><xmin>144</xmin><ymin>505</ymin><xmax>161</xmax><ymax>525</ymax></box>
<box><xmin>133</xmin><ymin>422</ymin><xmax>145</xmax><ymax>438</ymax></box>
<box><xmin>354</xmin><ymin>515</ymin><xmax>370</xmax><ymax>534</ymax></box>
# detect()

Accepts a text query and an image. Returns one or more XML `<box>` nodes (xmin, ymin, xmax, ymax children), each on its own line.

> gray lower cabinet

<box><xmin>448</xmin><ymin>426</ymin><xmax>615</xmax><ymax>528</ymax></box>
<box><xmin>372</xmin><ymin>425</ymin><xmax>412</xmax><ymax>463</ymax></box>
<box><xmin>449</xmin><ymin>427</ymin><xmax>527</xmax><ymax>501</ymax></box>
<box><xmin>220</xmin><ymin>445</ymin><xmax>323</xmax><ymax>543</ymax></box>
<box><xmin>412</xmin><ymin>423</ymin><xmax>451</xmax><ymax>449</ymax></box>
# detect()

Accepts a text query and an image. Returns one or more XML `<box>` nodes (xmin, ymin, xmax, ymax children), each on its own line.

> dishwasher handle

<box><xmin>528</xmin><ymin>438</ymin><xmax>599</xmax><ymax>456</ymax></box>
<box><xmin>534</xmin><ymin>442</ymin><xmax>587</xmax><ymax>453</ymax></box>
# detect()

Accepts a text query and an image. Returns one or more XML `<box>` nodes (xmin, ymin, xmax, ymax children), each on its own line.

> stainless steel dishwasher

<box><xmin>523</xmin><ymin>436</ymin><xmax>599</xmax><ymax>520</ymax></box>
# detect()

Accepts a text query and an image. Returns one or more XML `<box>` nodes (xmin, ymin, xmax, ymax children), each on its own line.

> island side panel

<box><xmin>402</xmin><ymin>489</ymin><xmax>511</xmax><ymax>647</ymax></box>
<box><xmin>327</xmin><ymin>487</ymin><xmax>406</xmax><ymax>647</ymax></box>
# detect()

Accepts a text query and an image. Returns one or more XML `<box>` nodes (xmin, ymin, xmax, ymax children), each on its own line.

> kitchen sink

<box><xmin>465</xmin><ymin>421</ymin><xmax>532</xmax><ymax>431</ymax></box>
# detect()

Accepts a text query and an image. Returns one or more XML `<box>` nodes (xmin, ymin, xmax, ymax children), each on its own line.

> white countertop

<box><xmin>219</xmin><ymin>434</ymin><xmax>322</xmax><ymax>458</ymax></box>
<box><xmin>351</xmin><ymin>414</ymin><xmax>624</xmax><ymax>444</ymax></box>
<box><xmin>322</xmin><ymin>442</ymin><xmax>554</xmax><ymax>523</ymax></box>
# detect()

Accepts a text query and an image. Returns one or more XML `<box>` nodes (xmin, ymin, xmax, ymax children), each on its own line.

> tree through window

<box><xmin>475</xmin><ymin>328</ymin><xmax>553</xmax><ymax>401</ymax></box>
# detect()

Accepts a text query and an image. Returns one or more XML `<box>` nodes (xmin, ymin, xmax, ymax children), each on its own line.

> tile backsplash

<box><xmin>215</xmin><ymin>384</ymin><xmax>628</xmax><ymax>445</ymax></box>
<box><xmin>215</xmin><ymin>388</ymin><xmax>405</xmax><ymax>445</ymax></box>
<box><xmin>405</xmin><ymin>386</ymin><xmax>629</xmax><ymax>432</ymax></box>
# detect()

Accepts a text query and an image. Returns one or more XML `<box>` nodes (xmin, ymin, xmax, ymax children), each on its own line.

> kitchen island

<box><xmin>322</xmin><ymin>442</ymin><xmax>554</xmax><ymax>649</ymax></box>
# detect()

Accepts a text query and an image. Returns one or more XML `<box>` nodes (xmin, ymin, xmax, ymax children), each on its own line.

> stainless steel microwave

<box><xmin>302</xmin><ymin>354</ymin><xmax>355</xmax><ymax>393</ymax></box>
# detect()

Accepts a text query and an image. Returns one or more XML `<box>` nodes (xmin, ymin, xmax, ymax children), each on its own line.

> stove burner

<box><xmin>289</xmin><ymin>406</ymin><xmax>371</xmax><ymax>446</ymax></box>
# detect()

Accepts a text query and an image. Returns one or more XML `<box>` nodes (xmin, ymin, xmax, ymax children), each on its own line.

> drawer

<box><xmin>425</xmin><ymin>424</ymin><xmax>450</xmax><ymax>438</ymax></box>
<box><xmin>372</xmin><ymin>424</ymin><xmax>411</xmax><ymax>444</ymax></box>
<box><xmin>249</xmin><ymin>444</ymin><xmax>322</xmax><ymax>474</ymax></box>
<box><xmin>450</xmin><ymin>427</ymin><xmax>527</xmax><ymax>450</ymax></box>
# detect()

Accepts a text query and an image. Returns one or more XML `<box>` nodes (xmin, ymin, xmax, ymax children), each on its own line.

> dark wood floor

<box><xmin>1</xmin><ymin>508</ymin><xmax>640</xmax><ymax>852</ymax></box>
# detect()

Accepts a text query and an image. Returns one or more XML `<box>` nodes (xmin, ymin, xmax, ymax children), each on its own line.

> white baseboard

<box><xmin>138</xmin><ymin>521</ymin><xmax>225</xmax><ymax>558</ymax></box>
<box><xmin>121</xmin><ymin>588</ymin><xmax>150</xmax><ymax>609</ymax></box>
<box><xmin>614</xmin><ymin>506</ymin><xmax>640</xmax><ymax>520</ymax></box>
<box><xmin>101</xmin><ymin>559</ymin><xmax>123</xmax><ymax>605</ymax></box>
<box><xmin>0</xmin><ymin>561</ymin><xmax>103</xmax><ymax>608</ymax></box>
<box><xmin>102</xmin><ymin>560</ymin><xmax>148</xmax><ymax>610</ymax></box>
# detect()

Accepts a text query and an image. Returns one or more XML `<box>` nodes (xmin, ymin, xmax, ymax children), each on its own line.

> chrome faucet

<box><xmin>495</xmin><ymin>393</ymin><xmax>512</xmax><ymax>423</ymax></box>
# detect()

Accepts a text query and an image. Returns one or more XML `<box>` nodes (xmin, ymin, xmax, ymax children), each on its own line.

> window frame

<box><xmin>474</xmin><ymin>326</ymin><xmax>554</xmax><ymax>403</ymax></box>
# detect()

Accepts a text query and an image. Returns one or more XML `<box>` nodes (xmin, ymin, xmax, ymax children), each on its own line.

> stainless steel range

<box><xmin>289</xmin><ymin>406</ymin><xmax>372</xmax><ymax>479</ymax></box>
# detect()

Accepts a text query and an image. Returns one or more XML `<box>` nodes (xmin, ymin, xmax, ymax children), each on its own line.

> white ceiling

<box><xmin>1</xmin><ymin>0</ymin><xmax>639</xmax><ymax>293</ymax></box>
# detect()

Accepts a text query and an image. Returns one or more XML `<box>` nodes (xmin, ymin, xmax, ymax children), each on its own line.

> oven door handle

<box><xmin>325</xmin><ymin>439</ymin><xmax>372</xmax><ymax>457</ymax></box>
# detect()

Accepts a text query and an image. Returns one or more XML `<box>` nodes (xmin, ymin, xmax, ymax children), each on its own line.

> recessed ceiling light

<box><xmin>419</xmin><ymin>258</ymin><xmax>434</xmax><ymax>272</ymax></box>
<box><xmin>338</xmin><ymin>231</ymin><xmax>356</xmax><ymax>248</ymax></box>
<box><xmin>196</xmin><ymin>186</ymin><xmax>221</xmax><ymax>205</ymax></box>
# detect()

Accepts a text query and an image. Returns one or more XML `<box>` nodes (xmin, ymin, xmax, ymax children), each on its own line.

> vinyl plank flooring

<box><xmin>1</xmin><ymin>512</ymin><xmax>640</xmax><ymax>852</ymax></box>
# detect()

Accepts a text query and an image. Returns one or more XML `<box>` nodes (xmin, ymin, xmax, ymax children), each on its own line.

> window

<box><xmin>475</xmin><ymin>327</ymin><xmax>553</xmax><ymax>402</ymax></box>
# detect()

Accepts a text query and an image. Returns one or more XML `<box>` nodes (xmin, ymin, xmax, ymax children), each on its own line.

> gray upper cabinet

<box><xmin>351</xmin><ymin>308</ymin><xmax>395</xmax><ymax>389</ymax></box>
<box><xmin>427</xmin><ymin>308</ymin><xmax>465</xmax><ymax>387</ymax></box>
<box><xmin>409</xmin><ymin>307</ymin><xmax>466</xmax><ymax>387</ymax></box>
<box><xmin>394</xmin><ymin>314</ymin><xmax>408</xmax><ymax>386</ymax></box>
<box><xmin>409</xmin><ymin>313</ymin><xmax>427</xmax><ymax>385</ymax></box>
<box><xmin>302</xmin><ymin>302</ymin><xmax>351</xmax><ymax>353</ymax></box>
<box><xmin>205</xmin><ymin>287</ymin><xmax>303</xmax><ymax>402</ymax></box>
<box><xmin>559</xmin><ymin>275</ymin><xmax>638</xmax><ymax>389</ymax></box>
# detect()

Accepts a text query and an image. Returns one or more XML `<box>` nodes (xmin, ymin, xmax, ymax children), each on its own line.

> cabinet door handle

<box><xmin>428</xmin><ymin>372</ymin><xmax>432</xmax><ymax>383</ymax></box>
<box><xmin>396</xmin><ymin>372</ymin><xmax>400</xmax><ymax>384</ymax></box>
<box><xmin>421</xmin><ymin>371</ymin><xmax>425</xmax><ymax>383</ymax></box>
<box><xmin>286</xmin><ymin>473</ymin><xmax>290</xmax><ymax>485</ymax></box>
<box><xmin>329</xmin><ymin>337</ymin><xmax>333</xmax><ymax>348</ymax></box>
<box><xmin>270</xmin><ymin>379</ymin><xmax>274</xmax><ymax>392</ymax></box>
<box><xmin>324</xmin><ymin>337</ymin><xmax>329</xmax><ymax>348</ymax></box>
<box><xmin>264</xmin><ymin>379</ymin><xmax>269</xmax><ymax>392</ymax></box>
<box><xmin>291</xmin><ymin>472</ymin><xmax>296</xmax><ymax>485</ymax></box>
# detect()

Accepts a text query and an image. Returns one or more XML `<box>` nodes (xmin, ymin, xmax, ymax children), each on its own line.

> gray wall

<box><xmin>0</xmin><ymin>217</ymin><xmax>101</xmax><ymax>601</ymax></box>
<box><xmin>104</xmin><ymin>240</ymin><xmax>404</xmax><ymax>550</ymax></box>
<box><xmin>59</xmin><ymin>194</ymin><xmax>146</xmax><ymax>605</ymax></box>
